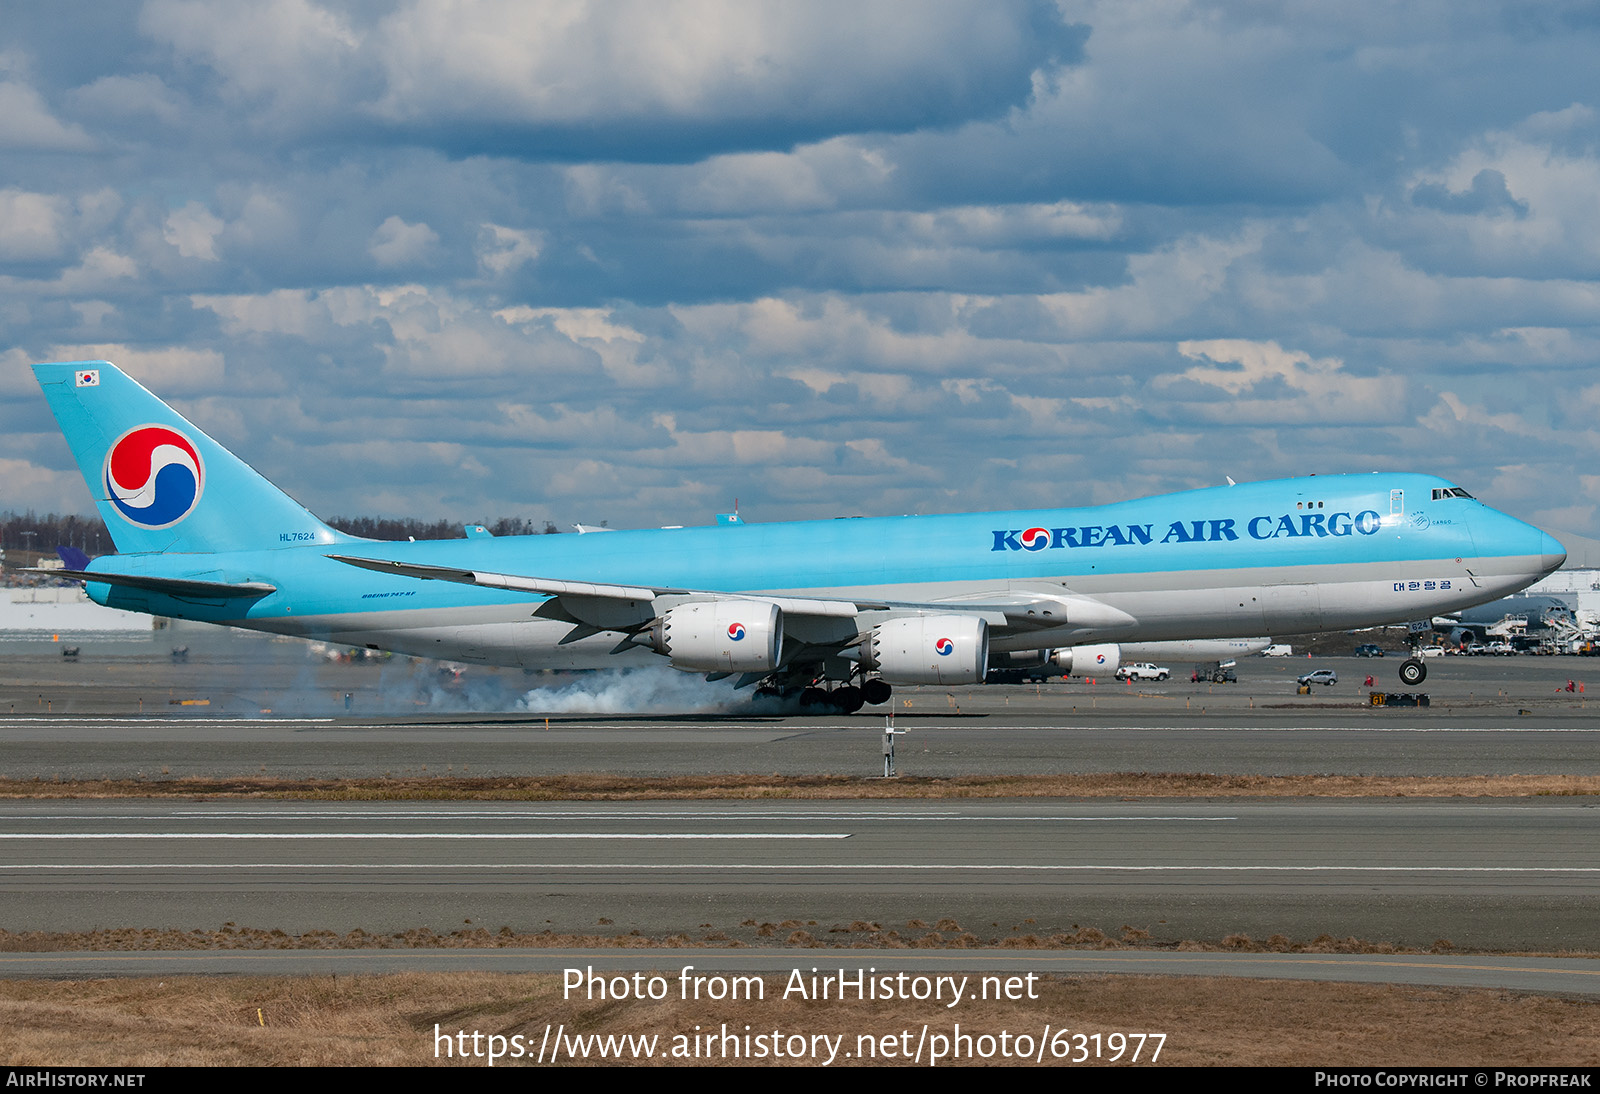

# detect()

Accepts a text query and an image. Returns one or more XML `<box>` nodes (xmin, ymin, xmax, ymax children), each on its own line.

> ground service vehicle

<box><xmin>1115</xmin><ymin>662</ymin><xmax>1170</xmax><ymax>682</ymax></box>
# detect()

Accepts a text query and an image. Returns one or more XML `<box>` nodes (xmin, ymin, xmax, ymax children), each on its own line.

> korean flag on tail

<box><xmin>74</xmin><ymin>369</ymin><xmax>99</xmax><ymax>387</ymax></box>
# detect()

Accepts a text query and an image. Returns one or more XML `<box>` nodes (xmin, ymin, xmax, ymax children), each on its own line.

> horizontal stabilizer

<box><xmin>27</xmin><ymin>569</ymin><xmax>277</xmax><ymax>599</ymax></box>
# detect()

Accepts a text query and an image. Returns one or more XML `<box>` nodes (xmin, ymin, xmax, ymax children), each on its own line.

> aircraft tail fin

<box><xmin>32</xmin><ymin>361</ymin><xmax>352</xmax><ymax>555</ymax></box>
<box><xmin>56</xmin><ymin>545</ymin><xmax>91</xmax><ymax>571</ymax></box>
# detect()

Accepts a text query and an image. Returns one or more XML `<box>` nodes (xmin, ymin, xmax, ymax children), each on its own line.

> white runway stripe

<box><xmin>0</xmin><ymin>831</ymin><xmax>852</xmax><ymax>840</ymax></box>
<box><xmin>9</xmin><ymin>811</ymin><xmax>1237</xmax><ymax>822</ymax></box>
<box><xmin>1</xmin><ymin>863</ymin><xmax>1595</xmax><ymax>872</ymax></box>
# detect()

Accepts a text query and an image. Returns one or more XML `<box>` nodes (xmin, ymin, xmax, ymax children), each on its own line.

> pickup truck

<box><xmin>1115</xmin><ymin>662</ymin><xmax>1170</xmax><ymax>682</ymax></box>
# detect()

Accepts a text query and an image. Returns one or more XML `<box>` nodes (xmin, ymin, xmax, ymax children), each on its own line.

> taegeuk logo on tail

<box><xmin>103</xmin><ymin>425</ymin><xmax>205</xmax><ymax>529</ymax></box>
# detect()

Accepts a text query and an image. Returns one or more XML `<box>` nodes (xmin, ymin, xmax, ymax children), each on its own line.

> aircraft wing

<box><xmin>924</xmin><ymin>587</ymin><xmax>1136</xmax><ymax>631</ymax></box>
<box><xmin>329</xmin><ymin>554</ymin><xmax>876</xmax><ymax>617</ymax></box>
<box><xmin>327</xmin><ymin>555</ymin><xmax>1131</xmax><ymax>631</ymax></box>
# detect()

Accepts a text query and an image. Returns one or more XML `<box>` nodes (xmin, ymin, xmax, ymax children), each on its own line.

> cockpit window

<box><xmin>1431</xmin><ymin>487</ymin><xmax>1475</xmax><ymax>500</ymax></box>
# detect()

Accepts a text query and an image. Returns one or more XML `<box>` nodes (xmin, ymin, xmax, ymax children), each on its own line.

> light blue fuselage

<box><xmin>32</xmin><ymin>359</ymin><xmax>1563</xmax><ymax>675</ymax></box>
<box><xmin>85</xmin><ymin>473</ymin><xmax>1563</xmax><ymax>668</ymax></box>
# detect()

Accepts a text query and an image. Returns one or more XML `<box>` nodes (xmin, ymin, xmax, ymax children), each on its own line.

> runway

<box><xmin>1</xmin><ymin>798</ymin><xmax>1596</xmax><ymax>950</ymax></box>
<box><xmin>1</xmin><ymin>639</ymin><xmax>1596</xmax><ymax>779</ymax></box>
<box><xmin>1</xmin><ymin>640</ymin><xmax>1597</xmax><ymax>959</ymax></box>
<box><xmin>1</xmin><ymin>714</ymin><xmax>1598</xmax><ymax>779</ymax></box>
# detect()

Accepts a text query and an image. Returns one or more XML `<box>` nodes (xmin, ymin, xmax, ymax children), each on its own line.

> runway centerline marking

<box><xmin>3</xmin><ymin>863</ymin><xmax>1596</xmax><ymax>873</ymax></box>
<box><xmin>0</xmin><ymin>832</ymin><xmax>852</xmax><ymax>841</ymax></box>
<box><xmin>11</xmin><ymin>812</ymin><xmax>1240</xmax><ymax>823</ymax></box>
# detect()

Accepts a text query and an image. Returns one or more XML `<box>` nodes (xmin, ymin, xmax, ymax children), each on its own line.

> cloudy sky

<box><xmin>3</xmin><ymin>1</ymin><xmax>1598</xmax><ymax>538</ymax></box>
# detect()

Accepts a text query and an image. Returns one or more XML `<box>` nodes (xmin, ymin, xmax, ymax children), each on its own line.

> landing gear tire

<box><xmin>1399</xmin><ymin>658</ymin><xmax>1426</xmax><ymax>686</ymax></box>
<box><xmin>862</xmin><ymin>678</ymin><xmax>893</xmax><ymax>706</ymax></box>
<box><xmin>798</xmin><ymin>687</ymin><xmax>829</xmax><ymax>709</ymax></box>
<box><xmin>830</xmin><ymin>685</ymin><xmax>864</xmax><ymax>714</ymax></box>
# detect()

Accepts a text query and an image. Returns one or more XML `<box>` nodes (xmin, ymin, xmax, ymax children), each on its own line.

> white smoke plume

<box><xmin>515</xmin><ymin>666</ymin><xmax>769</xmax><ymax>715</ymax></box>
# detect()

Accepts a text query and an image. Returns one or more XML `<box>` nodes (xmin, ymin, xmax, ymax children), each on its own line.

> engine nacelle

<box><xmin>1049</xmin><ymin>643</ymin><xmax>1121</xmax><ymax>676</ymax></box>
<box><xmin>863</xmin><ymin>615</ymin><xmax>989</xmax><ymax>685</ymax></box>
<box><xmin>989</xmin><ymin>649</ymin><xmax>1050</xmax><ymax>669</ymax></box>
<box><xmin>651</xmin><ymin>601</ymin><xmax>782</xmax><ymax>673</ymax></box>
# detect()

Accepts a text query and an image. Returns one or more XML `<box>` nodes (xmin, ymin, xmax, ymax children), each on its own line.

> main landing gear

<box><xmin>752</xmin><ymin>677</ymin><xmax>894</xmax><ymax>713</ymax></box>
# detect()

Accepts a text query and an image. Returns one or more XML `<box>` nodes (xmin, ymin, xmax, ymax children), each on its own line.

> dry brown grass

<box><xmin>1</xmin><ymin>971</ymin><xmax>1595</xmax><ymax>1066</ymax></box>
<box><xmin>0</xmin><ymin>923</ymin><xmax>1489</xmax><ymax>955</ymax></box>
<box><xmin>1</xmin><ymin>772</ymin><xmax>1596</xmax><ymax>800</ymax></box>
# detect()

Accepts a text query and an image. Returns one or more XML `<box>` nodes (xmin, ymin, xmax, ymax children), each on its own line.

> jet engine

<box><xmin>1049</xmin><ymin>643</ymin><xmax>1120</xmax><ymax>676</ymax></box>
<box><xmin>861</xmin><ymin>615</ymin><xmax>989</xmax><ymax>685</ymax></box>
<box><xmin>649</xmin><ymin>601</ymin><xmax>782</xmax><ymax>672</ymax></box>
<box><xmin>989</xmin><ymin>650</ymin><xmax>1051</xmax><ymax>669</ymax></box>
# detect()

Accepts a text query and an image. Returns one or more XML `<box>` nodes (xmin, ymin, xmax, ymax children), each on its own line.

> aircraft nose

<box><xmin>1539</xmin><ymin>530</ymin><xmax>1567</xmax><ymax>575</ymax></box>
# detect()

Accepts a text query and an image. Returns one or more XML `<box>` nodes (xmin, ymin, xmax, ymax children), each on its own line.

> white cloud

<box><xmin>68</xmin><ymin>74</ymin><xmax>187</xmax><ymax>127</ymax></box>
<box><xmin>1419</xmin><ymin>390</ymin><xmax>1541</xmax><ymax>440</ymax></box>
<box><xmin>1170</xmin><ymin>340</ymin><xmax>1341</xmax><ymax>397</ymax></box>
<box><xmin>0</xmin><ymin>80</ymin><xmax>93</xmax><ymax>150</ymax></box>
<box><xmin>1163</xmin><ymin>339</ymin><xmax>1397</xmax><ymax>424</ymax></box>
<box><xmin>163</xmin><ymin>202</ymin><xmax>225</xmax><ymax>260</ymax></box>
<box><xmin>1402</xmin><ymin>126</ymin><xmax>1600</xmax><ymax>275</ymax></box>
<box><xmin>134</xmin><ymin>0</ymin><xmax>1065</xmax><ymax>154</ymax></box>
<box><xmin>368</xmin><ymin>216</ymin><xmax>439</xmax><ymax>267</ymax></box>
<box><xmin>365</xmin><ymin>0</ymin><xmax>1058</xmax><ymax>128</ymax></box>
<box><xmin>192</xmin><ymin>289</ymin><xmax>323</xmax><ymax>338</ymax></box>
<box><xmin>0</xmin><ymin>190</ymin><xmax>67</xmax><ymax>259</ymax></box>
<box><xmin>141</xmin><ymin>0</ymin><xmax>360</xmax><ymax>112</ymax></box>
<box><xmin>679</xmin><ymin>152</ymin><xmax>837</xmax><ymax>214</ymax></box>
<box><xmin>900</xmin><ymin>201</ymin><xmax>1122</xmax><ymax>246</ymax></box>
<box><xmin>497</xmin><ymin>307</ymin><xmax>643</xmax><ymax>344</ymax></box>
<box><xmin>676</xmin><ymin>295</ymin><xmax>1004</xmax><ymax>375</ymax></box>
<box><xmin>0</xmin><ymin>347</ymin><xmax>43</xmax><ymax>398</ymax></box>
<box><xmin>47</xmin><ymin>247</ymin><xmax>138</xmax><ymax>294</ymax></box>
<box><xmin>46</xmin><ymin>345</ymin><xmax>226</xmax><ymax>393</ymax></box>
<box><xmin>0</xmin><ymin>457</ymin><xmax>82</xmax><ymax>511</ymax></box>
<box><xmin>1035</xmin><ymin>229</ymin><xmax>1266</xmax><ymax>339</ymax></box>
<box><xmin>475</xmin><ymin>224</ymin><xmax>542</xmax><ymax>276</ymax></box>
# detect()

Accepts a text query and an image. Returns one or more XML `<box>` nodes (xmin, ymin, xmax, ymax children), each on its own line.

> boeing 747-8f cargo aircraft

<box><xmin>31</xmin><ymin>361</ymin><xmax>1565</xmax><ymax>710</ymax></box>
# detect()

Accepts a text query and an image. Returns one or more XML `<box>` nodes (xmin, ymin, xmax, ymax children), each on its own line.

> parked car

<box><xmin>1116</xmin><ymin>662</ymin><xmax>1170</xmax><ymax>682</ymax></box>
<box><xmin>1419</xmin><ymin>646</ymin><xmax>1445</xmax><ymax>658</ymax></box>
<box><xmin>1297</xmin><ymin>668</ymin><xmax>1338</xmax><ymax>686</ymax></box>
<box><xmin>1353</xmin><ymin>644</ymin><xmax>1385</xmax><ymax>657</ymax></box>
